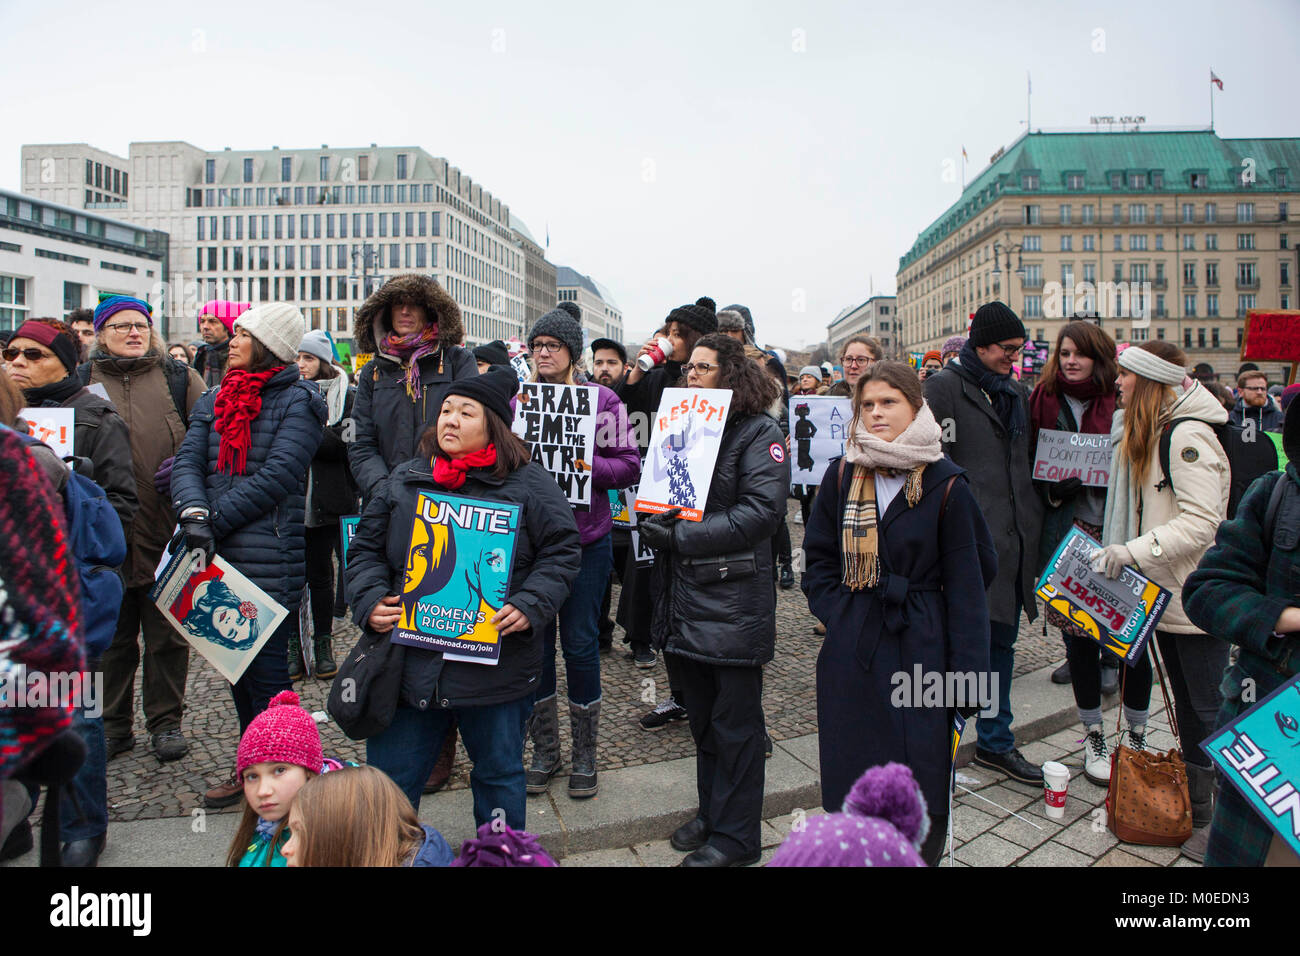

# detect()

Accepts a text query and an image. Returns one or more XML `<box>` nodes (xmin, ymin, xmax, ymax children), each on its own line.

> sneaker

<box><xmin>634</xmin><ymin>647</ymin><xmax>658</xmax><ymax>669</ymax></box>
<box><xmin>105</xmin><ymin>734</ymin><xmax>135</xmax><ymax>761</ymax></box>
<box><xmin>639</xmin><ymin>698</ymin><xmax>688</xmax><ymax>731</ymax></box>
<box><xmin>1050</xmin><ymin>661</ymin><xmax>1072</xmax><ymax>684</ymax></box>
<box><xmin>151</xmin><ymin>729</ymin><xmax>189</xmax><ymax>763</ymax></box>
<box><xmin>1082</xmin><ymin>725</ymin><xmax>1110</xmax><ymax>786</ymax></box>
<box><xmin>972</xmin><ymin>747</ymin><xmax>1045</xmax><ymax>785</ymax></box>
<box><xmin>204</xmin><ymin>772</ymin><xmax>244</xmax><ymax>809</ymax></box>
<box><xmin>1125</xmin><ymin>724</ymin><xmax>1147</xmax><ymax>752</ymax></box>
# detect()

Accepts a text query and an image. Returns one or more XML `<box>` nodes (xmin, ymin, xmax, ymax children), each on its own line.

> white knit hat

<box><xmin>236</xmin><ymin>303</ymin><xmax>306</xmax><ymax>363</ymax></box>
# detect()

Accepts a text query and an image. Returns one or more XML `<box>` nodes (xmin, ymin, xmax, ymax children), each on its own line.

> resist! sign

<box><xmin>513</xmin><ymin>382</ymin><xmax>598</xmax><ymax>511</ymax></box>
<box><xmin>1032</xmin><ymin>429</ymin><xmax>1112</xmax><ymax>487</ymax></box>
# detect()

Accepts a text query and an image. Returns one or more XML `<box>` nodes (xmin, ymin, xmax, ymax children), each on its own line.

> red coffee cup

<box><xmin>637</xmin><ymin>337</ymin><xmax>673</xmax><ymax>372</ymax></box>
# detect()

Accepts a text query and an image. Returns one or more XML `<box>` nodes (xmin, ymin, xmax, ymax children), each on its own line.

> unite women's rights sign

<box><xmin>1032</xmin><ymin>429</ymin><xmax>1112</xmax><ymax>487</ymax></box>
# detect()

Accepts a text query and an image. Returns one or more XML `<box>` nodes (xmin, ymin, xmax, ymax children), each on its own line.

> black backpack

<box><xmin>76</xmin><ymin>356</ymin><xmax>192</xmax><ymax>428</ymax></box>
<box><xmin>1156</xmin><ymin>417</ymin><xmax>1279</xmax><ymax>520</ymax></box>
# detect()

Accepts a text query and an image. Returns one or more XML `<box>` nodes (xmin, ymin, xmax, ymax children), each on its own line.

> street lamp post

<box><xmin>990</xmin><ymin>235</ymin><xmax>1026</xmax><ymax>302</ymax></box>
<box><xmin>350</xmin><ymin>243</ymin><xmax>383</xmax><ymax>300</ymax></box>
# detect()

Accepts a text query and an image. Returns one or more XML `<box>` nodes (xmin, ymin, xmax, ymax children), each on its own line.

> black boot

<box><xmin>287</xmin><ymin>633</ymin><xmax>305</xmax><ymax>682</ymax></box>
<box><xmin>525</xmin><ymin>695</ymin><xmax>563</xmax><ymax>794</ymax></box>
<box><xmin>314</xmin><ymin>635</ymin><xmax>337</xmax><ymax>679</ymax></box>
<box><xmin>778</xmin><ymin>561</ymin><xmax>794</xmax><ymax>590</ymax></box>
<box><xmin>568</xmin><ymin>698</ymin><xmax>600</xmax><ymax>798</ymax></box>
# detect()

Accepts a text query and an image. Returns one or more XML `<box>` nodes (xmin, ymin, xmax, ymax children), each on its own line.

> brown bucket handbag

<box><xmin>1105</xmin><ymin>643</ymin><xmax>1193</xmax><ymax>846</ymax></box>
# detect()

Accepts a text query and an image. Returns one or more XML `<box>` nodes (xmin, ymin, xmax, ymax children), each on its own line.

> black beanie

<box><xmin>528</xmin><ymin>305</ymin><xmax>584</xmax><ymax>361</ymax></box>
<box><xmin>473</xmin><ymin>339</ymin><xmax>510</xmax><ymax>368</ymax></box>
<box><xmin>590</xmin><ymin>337</ymin><xmax>627</xmax><ymax>365</ymax></box>
<box><xmin>442</xmin><ymin>366</ymin><xmax>519</xmax><ymax>427</ymax></box>
<box><xmin>968</xmin><ymin>301</ymin><xmax>1027</xmax><ymax>348</ymax></box>
<box><xmin>667</xmin><ymin>296</ymin><xmax>717</xmax><ymax>337</ymax></box>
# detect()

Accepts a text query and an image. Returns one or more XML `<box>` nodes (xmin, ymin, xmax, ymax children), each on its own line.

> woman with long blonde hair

<box><xmin>1093</xmin><ymin>341</ymin><xmax>1230</xmax><ymax>860</ymax></box>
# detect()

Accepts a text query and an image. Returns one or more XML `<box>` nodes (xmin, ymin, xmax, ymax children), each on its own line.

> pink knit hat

<box><xmin>199</xmin><ymin>300</ymin><xmax>252</xmax><ymax>336</ymax></box>
<box><xmin>236</xmin><ymin>690</ymin><xmax>324</xmax><ymax>779</ymax></box>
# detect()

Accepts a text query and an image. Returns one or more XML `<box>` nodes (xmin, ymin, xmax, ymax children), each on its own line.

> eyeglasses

<box><xmin>683</xmin><ymin>362</ymin><xmax>717</xmax><ymax>375</ymax></box>
<box><xmin>531</xmin><ymin>342</ymin><xmax>567</xmax><ymax>354</ymax></box>
<box><xmin>2</xmin><ymin>347</ymin><xmax>55</xmax><ymax>363</ymax></box>
<box><xmin>990</xmin><ymin>342</ymin><xmax>1024</xmax><ymax>357</ymax></box>
<box><xmin>842</xmin><ymin>356</ymin><xmax>872</xmax><ymax>366</ymax></box>
<box><xmin>1241</xmin><ymin>385</ymin><xmax>1268</xmax><ymax>392</ymax></box>
<box><xmin>105</xmin><ymin>322</ymin><xmax>150</xmax><ymax>334</ymax></box>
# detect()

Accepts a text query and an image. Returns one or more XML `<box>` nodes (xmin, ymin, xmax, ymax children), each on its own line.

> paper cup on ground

<box><xmin>1042</xmin><ymin>760</ymin><xmax>1070</xmax><ymax>819</ymax></box>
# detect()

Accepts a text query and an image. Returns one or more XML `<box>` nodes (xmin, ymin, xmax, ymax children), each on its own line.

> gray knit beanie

<box><xmin>528</xmin><ymin>302</ymin><xmax>584</xmax><ymax>361</ymax></box>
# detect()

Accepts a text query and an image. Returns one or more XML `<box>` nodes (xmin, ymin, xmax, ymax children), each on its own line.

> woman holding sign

<box><xmin>636</xmin><ymin>333</ymin><xmax>788</xmax><ymax>866</ymax></box>
<box><xmin>1093</xmin><ymin>342</ymin><xmax>1231</xmax><ymax>859</ymax></box>
<box><xmin>801</xmin><ymin>361</ymin><xmax>997</xmax><ymax>866</ymax></box>
<box><xmin>344</xmin><ymin>368</ymin><xmax>582</xmax><ymax>827</ymax></box>
<box><xmin>170</xmin><ymin>303</ymin><xmax>326</xmax><ymax>809</ymax></box>
<box><xmin>521</xmin><ymin>303</ymin><xmax>640</xmax><ymax>800</ymax></box>
<box><xmin>1029</xmin><ymin>321</ymin><xmax>1133</xmax><ymax>786</ymax></box>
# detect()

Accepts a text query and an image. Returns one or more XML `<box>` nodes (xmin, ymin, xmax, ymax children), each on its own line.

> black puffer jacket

<box><xmin>345</xmin><ymin>457</ymin><xmax>582</xmax><ymax>709</ymax></box>
<box><xmin>650</xmin><ymin>412</ymin><xmax>790</xmax><ymax>665</ymax></box>
<box><xmin>348</xmin><ymin>275</ymin><xmax>478</xmax><ymax>497</ymax></box>
<box><xmin>171</xmin><ymin>365</ymin><xmax>326</xmax><ymax>607</ymax></box>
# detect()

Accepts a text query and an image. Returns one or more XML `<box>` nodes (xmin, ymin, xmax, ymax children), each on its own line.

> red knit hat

<box><xmin>236</xmin><ymin>690</ymin><xmax>324</xmax><ymax>779</ymax></box>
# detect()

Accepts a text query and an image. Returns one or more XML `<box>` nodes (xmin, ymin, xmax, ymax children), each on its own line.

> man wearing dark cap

<box><xmin>924</xmin><ymin>301</ymin><xmax>1044</xmax><ymax>785</ymax></box>
<box><xmin>590</xmin><ymin>337</ymin><xmax>628</xmax><ymax>389</ymax></box>
<box><xmin>473</xmin><ymin>339</ymin><xmax>511</xmax><ymax>374</ymax></box>
<box><xmin>721</xmin><ymin>303</ymin><xmax>756</xmax><ymax>345</ymax></box>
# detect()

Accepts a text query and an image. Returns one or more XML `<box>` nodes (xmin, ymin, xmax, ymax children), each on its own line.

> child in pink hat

<box><xmin>225</xmin><ymin>690</ymin><xmax>340</xmax><ymax>867</ymax></box>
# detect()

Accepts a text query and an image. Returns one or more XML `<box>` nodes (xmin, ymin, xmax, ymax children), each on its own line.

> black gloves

<box><xmin>637</xmin><ymin>507</ymin><xmax>682</xmax><ymax>553</ymax></box>
<box><xmin>174</xmin><ymin>516</ymin><xmax>216</xmax><ymax>563</ymax></box>
<box><xmin>1049</xmin><ymin>476</ymin><xmax>1083</xmax><ymax>501</ymax></box>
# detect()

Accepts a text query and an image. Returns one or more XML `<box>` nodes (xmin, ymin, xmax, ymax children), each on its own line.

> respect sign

<box><xmin>513</xmin><ymin>382</ymin><xmax>598</xmax><ymax>511</ymax></box>
<box><xmin>1032</xmin><ymin>429</ymin><xmax>1112</xmax><ymax>487</ymax></box>
<box><xmin>1035</xmin><ymin>527</ymin><xmax>1170</xmax><ymax>664</ymax></box>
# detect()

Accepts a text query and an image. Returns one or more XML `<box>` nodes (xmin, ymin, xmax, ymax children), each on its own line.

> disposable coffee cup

<box><xmin>1042</xmin><ymin>760</ymin><xmax>1070</xmax><ymax>819</ymax></box>
<box><xmin>637</xmin><ymin>337</ymin><xmax>673</xmax><ymax>372</ymax></box>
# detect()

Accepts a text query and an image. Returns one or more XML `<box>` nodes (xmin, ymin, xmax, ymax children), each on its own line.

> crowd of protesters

<box><xmin>1</xmin><ymin>275</ymin><xmax>1297</xmax><ymax>870</ymax></box>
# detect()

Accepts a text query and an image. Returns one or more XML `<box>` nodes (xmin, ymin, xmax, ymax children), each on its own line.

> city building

<box><xmin>555</xmin><ymin>265</ymin><xmax>624</xmax><ymax>348</ymax></box>
<box><xmin>0</xmin><ymin>187</ymin><xmax>167</xmax><ymax>333</ymax></box>
<box><xmin>895</xmin><ymin>129</ymin><xmax>1299</xmax><ymax>380</ymax></box>
<box><xmin>510</xmin><ymin>212</ymin><xmax>557</xmax><ymax>331</ymax></box>
<box><xmin>827</xmin><ymin>295</ymin><xmax>899</xmax><ymax>360</ymax></box>
<box><xmin>21</xmin><ymin>141</ymin><xmax>531</xmax><ymax>349</ymax></box>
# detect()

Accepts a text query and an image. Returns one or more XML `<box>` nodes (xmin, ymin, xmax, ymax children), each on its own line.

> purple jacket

<box><xmin>514</xmin><ymin>381</ymin><xmax>641</xmax><ymax>547</ymax></box>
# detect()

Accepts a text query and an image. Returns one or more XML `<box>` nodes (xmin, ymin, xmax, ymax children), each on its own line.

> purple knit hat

<box><xmin>940</xmin><ymin>335</ymin><xmax>967</xmax><ymax>358</ymax></box>
<box><xmin>451</xmin><ymin>822</ymin><xmax>558</xmax><ymax>867</ymax></box>
<box><xmin>236</xmin><ymin>690</ymin><xmax>324</xmax><ymax>779</ymax></box>
<box><xmin>767</xmin><ymin>763</ymin><xmax>929</xmax><ymax>867</ymax></box>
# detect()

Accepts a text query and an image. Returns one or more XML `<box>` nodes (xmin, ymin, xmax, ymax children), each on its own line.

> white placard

<box><xmin>788</xmin><ymin>396</ymin><xmax>852</xmax><ymax>488</ymax></box>
<box><xmin>18</xmin><ymin>407</ymin><xmax>75</xmax><ymax>458</ymax></box>
<box><xmin>634</xmin><ymin>388</ymin><xmax>732</xmax><ymax>522</ymax></box>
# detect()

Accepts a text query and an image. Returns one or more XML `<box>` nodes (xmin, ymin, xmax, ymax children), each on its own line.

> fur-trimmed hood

<box><xmin>353</xmin><ymin>273</ymin><xmax>464</xmax><ymax>355</ymax></box>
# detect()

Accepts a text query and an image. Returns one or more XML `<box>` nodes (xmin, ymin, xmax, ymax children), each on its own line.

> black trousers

<box><xmin>672</xmin><ymin>655</ymin><xmax>765</xmax><ymax>857</ymax></box>
<box><xmin>304</xmin><ymin>524</ymin><xmax>339</xmax><ymax>638</ymax></box>
<box><xmin>1066</xmin><ymin>634</ymin><xmax>1152</xmax><ymax>713</ymax></box>
<box><xmin>1155</xmin><ymin>630</ymin><xmax>1227</xmax><ymax>769</ymax></box>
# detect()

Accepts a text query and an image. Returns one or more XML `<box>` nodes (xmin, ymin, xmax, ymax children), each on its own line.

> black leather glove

<box><xmin>178</xmin><ymin>516</ymin><xmax>216</xmax><ymax>563</ymax></box>
<box><xmin>1049</xmin><ymin>476</ymin><xmax>1083</xmax><ymax>501</ymax></box>
<box><xmin>637</xmin><ymin>507</ymin><xmax>682</xmax><ymax>553</ymax></box>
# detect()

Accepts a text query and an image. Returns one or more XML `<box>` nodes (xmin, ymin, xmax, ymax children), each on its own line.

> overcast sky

<box><xmin>3</xmin><ymin>0</ymin><xmax>1299</xmax><ymax>346</ymax></box>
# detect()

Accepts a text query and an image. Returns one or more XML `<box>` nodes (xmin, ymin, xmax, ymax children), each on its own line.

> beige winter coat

<box><xmin>1114</xmin><ymin>383</ymin><xmax>1230</xmax><ymax>633</ymax></box>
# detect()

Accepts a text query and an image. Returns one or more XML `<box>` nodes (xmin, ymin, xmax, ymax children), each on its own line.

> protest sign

<box><xmin>353</xmin><ymin>352</ymin><xmax>373</xmax><ymax>373</ymax></box>
<box><xmin>85</xmin><ymin>383</ymin><xmax>110</xmax><ymax>401</ymax></box>
<box><xmin>788</xmin><ymin>396</ymin><xmax>851</xmax><ymax>488</ymax></box>
<box><xmin>510</xmin><ymin>353</ymin><xmax>531</xmax><ymax>384</ymax></box>
<box><xmin>635</xmin><ymin>388</ymin><xmax>732</xmax><ymax>521</ymax></box>
<box><xmin>151</xmin><ymin>548</ymin><xmax>288</xmax><ymax>684</ymax></box>
<box><xmin>1035</xmin><ymin>527</ymin><xmax>1170</xmax><ymax>664</ymax></box>
<box><xmin>1032</xmin><ymin>429</ymin><xmax>1112</xmax><ymax>487</ymax></box>
<box><xmin>512</xmin><ymin>382</ymin><xmax>598</xmax><ymax>510</ymax></box>
<box><xmin>609</xmin><ymin>486</ymin><xmax>636</xmax><ymax>527</ymax></box>
<box><xmin>18</xmin><ymin>407</ymin><xmax>75</xmax><ymax>458</ymax></box>
<box><xmin>392</xmin><ymin>490</ymin><xmax>521</xmax><ymax>665</ymax></box>
<box><xmin>339</xmin><ymin>515</ymin><xmax>360</xmax><ymax>571</ymax></box>
<box><xmin>1202</xmin><ymin>672</ymin><xmax>1300</xmax><ymax>858</ymax></box>
<box><xmin>630</xmin><ymin>529</ymin><xmax>655</xmax><ymax>567</ymax></box>
<box><xmin>1269</xmin><ymin>431</ymin><xmax>1289</xmax><ymax>467</ymax></box>
<box><xmin>297</xmin><ymin>585</ymin><xmax>314</xmax><ymax>676</ymax></box>
<box><xmin>1241</xmin><ymin>309</ymin><xmax>1300</xmax><ymax>363</ymax></box>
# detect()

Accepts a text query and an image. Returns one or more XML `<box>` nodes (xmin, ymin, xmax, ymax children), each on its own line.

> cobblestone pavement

<box><xmin>102</xmin><ymin>500</ymin><xmax>1062</xmax><ymax>822</ymax></box>
<box><xmin>565</xmin><ymin>699</ymin><xmax>1201</xmax><ymax>868</ymax></box>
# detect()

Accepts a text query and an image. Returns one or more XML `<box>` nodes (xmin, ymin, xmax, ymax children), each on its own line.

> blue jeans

<box><xmin>60</xmin><ymin>678</ymin><xmax>107</xmax><ymax>843</ymax></box>
<box><xmin>367</xmin><ymin>696</ymin><xmax>533</xmax><ymax>828</ymax></box>
<box><xmin>977</xmin><ymin>606</ymin><xmax>1022</xmax><ymax>754</ymax></box>
<box><xmin>538</xmin><ymin>534</ymin><xmax>611</xmax><ymax>706</ymax></box>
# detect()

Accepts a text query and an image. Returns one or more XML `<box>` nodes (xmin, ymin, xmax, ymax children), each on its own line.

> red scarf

<box><xmin>382</xmin><ymin>326</ymin><xmax>440</xmax><ymax>401</ymax></box>
<box><xmin>432</xmin><ymin>444</ymin><xmax>498</xmax><ymax>489</ymax></box>
<box><xmin>214</xmin><ymin>367</ymin><xmax>284</xmax><ymax>475</ymax></box>
<box><xmin>1029</xmin><ymin>376</ymin><xmax>1117</xmax><ymax>441</ymax></box>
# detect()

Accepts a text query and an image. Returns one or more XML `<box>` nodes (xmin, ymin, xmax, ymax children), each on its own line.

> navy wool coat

<box><xmin>801</xmin><ymin>455</ymin><xmax>998</xmax><ymax>815</ymax></box>
<box><xmin>171</xmin><ymin>365</ymin><xmax>327</xmax><ymax>608</ymax></box>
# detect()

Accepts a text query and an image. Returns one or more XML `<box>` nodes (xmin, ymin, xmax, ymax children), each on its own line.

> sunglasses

<box><xmin>3</xmin><ymin>347</ymin><xmax>56</xmax><ymax>363</ymax></box>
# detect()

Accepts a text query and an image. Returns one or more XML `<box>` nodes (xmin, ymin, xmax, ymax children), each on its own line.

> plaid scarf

<box><xmin>841</xmin><ymin>463</ymin><xmax>926</xmax><ymax>590</ymax></box>
<box><xmin>382</xmin><ymin>326</ymin><xmax>441</xmax><ymax>401</ymax></box>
